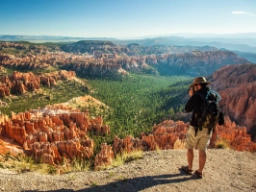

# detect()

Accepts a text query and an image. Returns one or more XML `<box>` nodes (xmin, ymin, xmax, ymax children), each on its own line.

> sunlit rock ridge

<box><xmin>0</xmin><ymin>41</ymin><xmax>250</xmax><ymax>78</ymax></box>
<box><xmin>0</xmin><ymin>70</ymin><xmax>76</xmax><ymax>96</ymax></box>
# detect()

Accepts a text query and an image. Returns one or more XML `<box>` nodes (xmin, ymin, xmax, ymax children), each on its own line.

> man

<box><xmin>181</xmin><ymin>76</ymin><xmax>217</xmax><ymax>179</ymax></box>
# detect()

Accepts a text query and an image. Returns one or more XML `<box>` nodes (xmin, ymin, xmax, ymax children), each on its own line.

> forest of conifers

<box><xmin>87</xmin><ymin>74</ymin><xmax>191</xmax><ymax>149</ymax></box>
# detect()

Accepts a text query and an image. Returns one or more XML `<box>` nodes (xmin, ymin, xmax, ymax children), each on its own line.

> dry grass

<box><xmin>14</xmin><ymin>154</ymin><xmax>36</xmax><ymax>173</ymax></box>
<box><xmin>0</xmin><ymin>150</ymin><xmax>144</xmax><ymax>174</ymax></box>
<box><xmin>0</xmin><ymin>153</ymin><xmax>37</xmax><ymax>173</ymax></box>
<box><xmin>112</xmin><ymin>150</ymin><xmax>143</xmax><ymax>167</ymax></box>
<box><xmin>0</xmin><ymin>153</ymin><xmax>93</xmax><ymax>175</ymax></box>
<box><xmin>70</xmin><ymin>158</ymin><xmax>92</xmax><ymax>172</ymax></box>
<box><xmin>215</xmin><ymin>138</ymin><xmax>230</xmax><ymax>149</ymax></box>
<box><xmin>97</xmin><ymin>150</ymin><xmax>144</xmax><ymax>171</ymax></box>
<box><xmin>155</xmin><ymin>144</ymin><xmax>162</xmax><ymax>154</ymax></box>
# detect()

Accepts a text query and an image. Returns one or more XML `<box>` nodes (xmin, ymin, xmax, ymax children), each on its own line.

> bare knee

<box><xmin>199</xmin><ymin>150</ymin><xmax>206</xmax><ymax>158</ymax></box>
<box><xmin>187</xmin><ymin>149</ymin><xmax>194</xmax><ymax>153</ymax></box>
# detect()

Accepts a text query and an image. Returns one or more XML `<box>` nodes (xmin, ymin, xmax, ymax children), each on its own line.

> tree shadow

<box><xmin>24</xmin><ymin>169</ymin><xmax>198</xmax><ymax>192</ymax></box>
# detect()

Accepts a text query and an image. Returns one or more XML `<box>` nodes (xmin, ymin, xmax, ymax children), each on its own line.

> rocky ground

<box><xmin>0</xmin><ymin>149</ymin><xmax>255</xmax><ymax>192</ymax></box>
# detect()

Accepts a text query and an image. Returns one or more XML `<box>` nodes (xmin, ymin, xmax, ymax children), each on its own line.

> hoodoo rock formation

<box><xmin>0</xmin><ymin>70</ymin><xmax>76</xmax><ymax>96</ymax></box>
<box><xmin>0</xmin><ymin>112</ymin><xmax>255</xmax><ymax>169</ymax></box>
<box><xmin>111</xmin><ymin>120</ymin><xmax>189</xmax><ymax>153</ymax></box>
<box><xmin>209</xmin><ymin>64</ymin><xmax>256</xmax><ymax>141</ymax></box>
<box><xmin>216</xmin><ymin>116</ymin><xmax>256</xmax><ymax>151</ymax></box>
<box><xmin>0</xmin><ymin>106</ymin><xmax>110</xmax><ymax>165</ymax></box>
<box><xmin>94</xmin><ymin>143</ymin><xmax>114</xmax><ymax>170</ymax></box>
<box><xmin>112</xmin><ymin>118</ymin><xmax>256</xmax><ymax>155</ymax></box>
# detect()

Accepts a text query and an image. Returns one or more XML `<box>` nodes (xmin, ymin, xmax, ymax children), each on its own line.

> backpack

<box><xmin>195</xmin><ymin>90</ymin><xmax>222</xmax><ymax>134</ymax></box>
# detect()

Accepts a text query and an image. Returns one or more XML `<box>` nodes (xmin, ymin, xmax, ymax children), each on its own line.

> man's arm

<box><xmin>185</xmin><ymin>88</ymin><xmax>195</xmax><ymax>112</ymax></box>
<box><xmin>185</xmin><ymin>94</ymin><xmax>201</xmax><ymax>112</ymax></box>
<box><xmin>185</xmin><ymin>96</ymin><xmax>194</xmax><ymax>112</ymax></box>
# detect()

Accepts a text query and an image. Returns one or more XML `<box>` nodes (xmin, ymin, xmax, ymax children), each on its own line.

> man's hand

<box><xmin>188</xmin><ymin>87</ymin><xmax>194</xmax><ymax>97</ymax></box>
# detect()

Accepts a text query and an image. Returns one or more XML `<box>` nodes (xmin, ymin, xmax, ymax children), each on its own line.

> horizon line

<box><xmin>1</xmin><ymin>32</ymin><xmax>256</xmax><ymax>40</ymax></box>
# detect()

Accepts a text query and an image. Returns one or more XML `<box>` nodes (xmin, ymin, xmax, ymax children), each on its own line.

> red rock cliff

<box><xmin>209</xmin><ymin>64</ymin><xmax>256</xmax><ymax>141</ymax></box>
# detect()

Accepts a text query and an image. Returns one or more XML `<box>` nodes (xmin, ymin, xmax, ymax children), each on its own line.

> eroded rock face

<box><xmin>215</xmin><ymin>116</ymin><xmax>256</xmax><ymax>151</ymax></box>
<box><xmin>113</xmin><ymin>120</ymin><xmax>188</xmax><ymax>153</ymax></box>
<box><xmin>144</xmin><ymin>120</ymin><xmax>188</xmax><ymax>150</ymax></box>
<box><xmin>209</xmin><ymin>64</ymin><xmax>256</xmax><ymax>141</ymax></box>
<box><xmin>112</xmin><ymin>118</ymin><xmax>256</xmax><ymax>154</ymax></box>
<box><xmin>94</xmin><ymin>143</ymin><xmax>114</xmax><ymax>170</ymax></box>
<box><xmin>0</xmin><ymin>70</ymin><xmax>76</xmax><ymax>96</ymax></box>
<box><xmin>0</xmin><ymin>52</ymin><xmax>129</xmax><ymax>78</ymax></box>
<box><xmin>0</xmin><ymin>107</ymin><xmax>110</xmax><ymax>164</ymax></box>
<box><xmin>112</xmin><ymin>135</ymin><xmax>142</xmax><ymax>154</ymax></box>
<box><xmin>0</xmin><ymin>41</ymin><xmax>249</xmax><ymax>78</ymax></box>
<box><xmin>161</xmin><ymin>51</ymin><xmax>249</xmax><ymax>76</ymax></box>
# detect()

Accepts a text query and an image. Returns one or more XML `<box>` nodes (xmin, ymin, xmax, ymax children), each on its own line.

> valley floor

<box><xmin>0</xmin><ymin>149</ymin><xmax>255</xmax><ymax>192</ymax></box>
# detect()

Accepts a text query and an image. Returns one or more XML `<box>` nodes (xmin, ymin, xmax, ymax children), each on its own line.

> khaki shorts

<box><xmin>185</xmin><ymin>126</ymin><xmax>212</xmax><ymax>151</ymax></box>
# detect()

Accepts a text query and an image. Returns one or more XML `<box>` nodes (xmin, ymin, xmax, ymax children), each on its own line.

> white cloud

<box><xmin>232</xmin><ymin>11</ymin><xmax>255</xmax><ymax>16</ymax></box>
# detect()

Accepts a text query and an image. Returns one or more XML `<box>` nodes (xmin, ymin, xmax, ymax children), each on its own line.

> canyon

<box><xmin>0</xmin><ymin>41</ymin><xmax>250</xmax><ymax>78</ymax></box>
<box><xmin>0</xmin><ymin>40</ymin><xmax>255</xmax><ymax>171</ymax></box>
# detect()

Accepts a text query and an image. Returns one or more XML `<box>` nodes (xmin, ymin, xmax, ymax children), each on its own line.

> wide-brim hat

<box><xmin>189</xmin><ymin>76</ymin><xmax>211</xmax><ymax>87</ymax></box>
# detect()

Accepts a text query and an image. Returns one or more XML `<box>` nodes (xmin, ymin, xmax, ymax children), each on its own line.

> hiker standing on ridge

<box><xmin>181</xmin><ymin>76</ymin><xmax>222</xmax><ymax>179</ymax></box>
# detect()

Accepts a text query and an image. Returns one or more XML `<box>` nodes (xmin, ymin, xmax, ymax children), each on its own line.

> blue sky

<box><xmin>0</xmin><ymin>0</ymin><xmax>256</xmax><ymax>38</ymax></box>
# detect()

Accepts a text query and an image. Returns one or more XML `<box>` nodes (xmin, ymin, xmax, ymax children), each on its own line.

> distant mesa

<box><xmin>0</xmin><ymin>35</ymin><xmax>117</xmax><ymax>42</ymax></box>
<box><xmin>127</xmin><ymin>43</ymin><xmax>141</xmax><ymax>47</ymax></box>
<box><xmin>60</xmin><ymin>40</ymin><xmax>115</xmax><ymax>54</ymax></box>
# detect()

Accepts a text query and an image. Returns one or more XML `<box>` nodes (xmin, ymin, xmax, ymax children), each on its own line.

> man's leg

<box><xmin>197</xmin><ymin>128</ymin><xmax>212</xmax><ymax>174</ymax></box>
<box><xmin>198</xmin><ymin>150</ymin><xmax>206</xmax><ymax>173</ymax></box>
<box><xmin>187</xmin><ymin>149</ymin><xmax>194</xmax><ymax>170</ymax></box>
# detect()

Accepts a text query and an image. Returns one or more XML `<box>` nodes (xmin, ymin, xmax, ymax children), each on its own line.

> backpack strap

<box><xmin>194</xmin><ymin>92</ymin><xmax>206</xmax><ymax>101</ymax></box>
<box><xmin>206</xmin><ymin>90</ymin><xmax>221</xmax><ymax>103</ymax></box>
<box><xmin>194</xmin><ymin>90</ymin><xmax>220</xmax><ymax>135</ymax></box>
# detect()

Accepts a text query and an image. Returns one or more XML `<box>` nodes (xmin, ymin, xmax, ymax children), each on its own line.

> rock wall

<box><xmin>209</xmin><ymin>64</ymin><xmax>256</xmax><ymax>141</ymax></box>
<box><xmin>162</xmin><ymin>51</ymin><xmax>248</xmax><ymax>76</ymax></box>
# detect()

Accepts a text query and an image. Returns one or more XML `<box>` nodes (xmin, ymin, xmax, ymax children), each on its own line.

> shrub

<box><xmin>215</xmin><ymin>138</ymin><xmax>230</xmax><ymax>149</ymax></box>
<box><xmin>112</xmin><ymin>150</ymin><xmax>143</xmax><ymax>168</ymax></box>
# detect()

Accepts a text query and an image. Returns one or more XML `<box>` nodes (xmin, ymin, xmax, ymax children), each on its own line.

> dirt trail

<box><xmin>0</xmin><ymin>149</ymin><xmax>255</xmax><ymax>192</ymax></box>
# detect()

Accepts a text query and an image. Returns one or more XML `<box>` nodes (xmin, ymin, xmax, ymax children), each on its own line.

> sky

<box><xmin>0</xmin><ymin>0</ymin><xmax>256</xmax><ymax>38</ymax></box>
